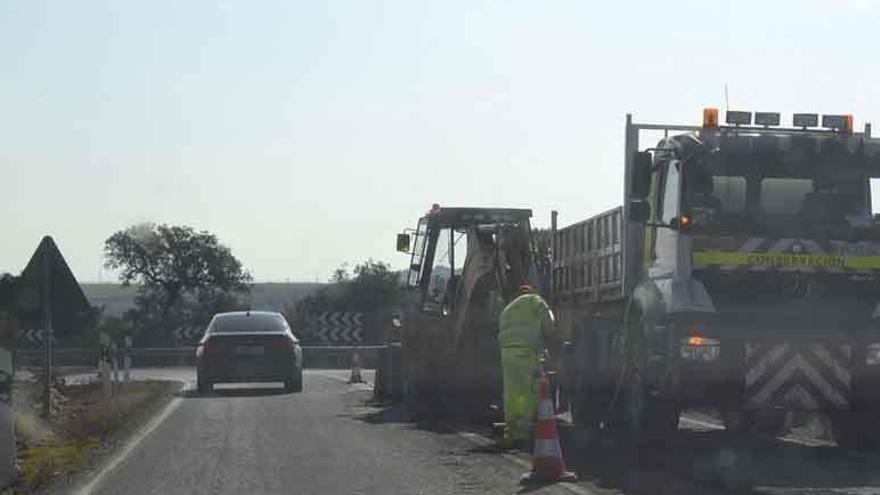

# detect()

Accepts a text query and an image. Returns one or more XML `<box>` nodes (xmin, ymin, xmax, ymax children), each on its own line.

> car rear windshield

<box><xmin>210</xmin><ymin>314</ymin><xmax>286</xmax><ymax>333</ymax></box>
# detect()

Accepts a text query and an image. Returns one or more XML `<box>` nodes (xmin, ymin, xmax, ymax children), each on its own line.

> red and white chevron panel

<box><xmin>314</xmin><ymin>312</ymin><xmax>364</xmax><ymax>343</ymax></box>
<box><xmin>744</xmin><ymin>341</ymin><xmax>851</xmax><ymax>410</ymax></box>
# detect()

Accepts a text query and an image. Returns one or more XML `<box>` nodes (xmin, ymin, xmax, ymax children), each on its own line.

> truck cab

<box><xmin>556</xmin><ymin>110</ymin><xmax>880</xmax><ymax>448</ymax></box>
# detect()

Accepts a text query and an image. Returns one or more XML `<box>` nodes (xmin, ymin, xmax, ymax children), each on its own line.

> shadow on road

<box><xmin>348</xmin><ymin>400</ymin><xmax>482</xmax><ymax>435</ymax></box>
<box><xmin>179</xmin><ymin>387</ymin><xmax>293</xmax><ymax>399</ymax></box>
<box><xmin>558</xmin><ymin>425</ymin><xmax>880</xmax><ymax>495</ymax></box>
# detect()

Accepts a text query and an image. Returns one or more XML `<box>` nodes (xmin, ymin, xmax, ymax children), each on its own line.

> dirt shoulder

<box><xmin>5</xmin><ymin>378</ymin><xmax>181</xmax><ymax>494</ymax></box>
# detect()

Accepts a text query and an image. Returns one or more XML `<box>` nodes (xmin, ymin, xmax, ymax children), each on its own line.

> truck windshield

<box><xmin>686</xmin><ymin>159</ymin><xmax>879</xmax><ymax>237</ymax></box>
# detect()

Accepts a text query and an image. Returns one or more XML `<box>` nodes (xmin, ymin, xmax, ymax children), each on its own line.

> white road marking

<box><xmin>74</xmin><ymin>384</ymin><xmax>188</xmax><ymax>495</ymax></box>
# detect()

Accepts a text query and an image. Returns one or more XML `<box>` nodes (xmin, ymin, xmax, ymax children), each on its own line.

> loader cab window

<box><xmin>408</xmin><ymin>219</ymin><xmax>428</xmax><ymax>287</ymax></box>
<box><xmin>423</xmin><ymin>227</ymin><xmax>467</xmax><ymax>315</ymax></box>
<box><xmin>427</xmin><ymin>228</ymin><xmax>452</xmax><ymax>309</ymax></box>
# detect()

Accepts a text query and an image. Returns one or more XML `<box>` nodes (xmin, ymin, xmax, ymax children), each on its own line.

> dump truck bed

<box><xmin>551</xmin><ymin>206</ymin><xmax>625</xmax><ymax>303</ymax></box>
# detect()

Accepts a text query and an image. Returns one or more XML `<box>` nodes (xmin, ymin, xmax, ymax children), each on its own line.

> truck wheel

<box><xmin>831</xmin><ymin>411</ymin><xmax>880</xmax><ymax>450</ymax></box>
<box><xmin>722</xmin><ymin>410</ymin><xmax>786</xmax><ymax>436</ymax></box>
<box><xmin>750</xmin><ymin>410</ymin><xmax>787</xmax><ymax>436</ymax></box>
<box><xmin>624</xmin><ymin>366</ymin><xmax>680</xmax><ymax>432</ymax></box>
<box><xmin>721</xmin><ymin>410</ymin><xmax>752</xmax><ymax>434</ymax></box>
<box><xmin>571</xmin><ymin>388</ymin><xmax>605</xmax><ymax>434</ymax></box>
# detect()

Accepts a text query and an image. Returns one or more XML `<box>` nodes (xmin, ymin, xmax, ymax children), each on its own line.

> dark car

<box><xmin>196</xmin><ymin>311</ymin><xmax>303</xmax><ymax>393</ymax></box>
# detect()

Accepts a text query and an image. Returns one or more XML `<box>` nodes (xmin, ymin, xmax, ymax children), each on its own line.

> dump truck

<box><xmin>392</xmin><ymin>205</ymin><xmax>538</xmax><ymax>416</ymax></box>
<box><xmin>553</xmin><ymin>109</ymin><xmax>880</xmax><ymax>448</ymax></box>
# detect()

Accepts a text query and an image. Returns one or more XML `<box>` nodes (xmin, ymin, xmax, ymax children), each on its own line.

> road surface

<box><xmin>63</xmin><ymin>368</ymin><xmax>880</xmax><ymax>495</ymax></box>
<box><xmin>74</xmin><ymin>369</ymin><xmax>578</xmax><ymax>495</ymax></box>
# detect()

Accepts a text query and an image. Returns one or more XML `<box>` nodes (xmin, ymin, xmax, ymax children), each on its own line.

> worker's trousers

<box><xmin>500</xmin><ymin>346</ymin><xmax>540</xmax><ymax>442</ymax></box>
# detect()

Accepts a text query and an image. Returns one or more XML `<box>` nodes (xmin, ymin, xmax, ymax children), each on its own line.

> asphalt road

<box><xmin>75</xmin><ymin>369</ymin><xmax>578</xmax><ymax>495</ymax></box>
<box><xmin>62</xmin><ymin>367</ymin><xmax>880</xmax><ymax>495</ymax></box>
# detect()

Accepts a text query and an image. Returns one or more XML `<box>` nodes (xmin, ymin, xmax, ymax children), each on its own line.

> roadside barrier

<box><xmin>16</xmin><ymin>346</ymin><xmax>384</xmax><ymax>370</ymax></box>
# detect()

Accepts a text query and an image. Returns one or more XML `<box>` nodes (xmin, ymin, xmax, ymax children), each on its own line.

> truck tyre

<box><xmin>721</xmin><ymin>410</ymin><xmax>751</xmax><ymax>434</ymax></box>
<box><xmin>831</xmin><ymin>411</ymin><xmax>880</xmax><ymax>450</ymax></box>
<box><xmin>571</xmin><ymin>386</ymin><xmax>605</xmax><ymax>434</ymax></box>
<box><xmin>722</xmin><ymin>410</ymin><xmax>787</xmax><ymax>435</ymax></box>
<box><xmin>624</xmin><ymin>365</ymin><xmax>680</xmax><ymax>432</ymax></box>
<box><xmin>750</xmin><ymin>410</ymin><xmax>787</xmax><ymax>436</ymax></box>
<box><xmin>621</xmin><ymin>304</ymin><xmax>679</xmax><ymax>434</ymax></box>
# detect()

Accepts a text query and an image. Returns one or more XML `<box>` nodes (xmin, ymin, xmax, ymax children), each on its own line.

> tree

<box><xmin>104</xmin><ymin>223</ymin><xmax>252</xmax><ymax>343</ymax></box>
<box><xmin>286</xmin><ymin>259</ymin><xmax>402</xmax><ymax>329</ymax></box>
<box><xmin>0</xmin><ymin>274</ymin><xmax>17</xmax><ymax>314</ymax></box>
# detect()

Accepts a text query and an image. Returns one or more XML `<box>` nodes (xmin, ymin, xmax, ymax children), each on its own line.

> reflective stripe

<box><xmin>499</xmin><ymin>323</ymin><xmax>541</xmax><ymax>349</ymax></box>
<box><xmin>693</xmin><ymin>250</ymin><xmax>880</xmax><ymax>270</ymax></box>
<box><xmin>533</xmin><ymin>439</ymin><xmax>561</xmax><ymax>458</ymax></box>
<box><xmin>537</xmin><ymin>398</ymin><xmax>554</xmax><ymax>420</ymax></box>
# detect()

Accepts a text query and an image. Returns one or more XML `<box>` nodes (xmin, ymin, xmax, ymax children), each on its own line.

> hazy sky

<box><xmin>3</xmin><ymin>0</ymin><xmax>880</xmax><ymax>282</ymax></box>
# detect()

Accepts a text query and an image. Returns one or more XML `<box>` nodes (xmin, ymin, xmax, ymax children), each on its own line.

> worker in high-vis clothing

<box><xmin>498</xmin><ymin>285</ymin><xmax>560</xmax><ymax>449</ymax></box>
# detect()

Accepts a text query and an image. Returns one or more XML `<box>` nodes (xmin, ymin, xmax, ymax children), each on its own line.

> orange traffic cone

<box><xmin>520</xmin><ymin>372</ymin><xmax>577</xmax><ymax>484</ymax></box>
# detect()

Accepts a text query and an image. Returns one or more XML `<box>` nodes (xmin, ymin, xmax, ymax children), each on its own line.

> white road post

<box><xmin>123</xmin><ymin>335</ymin><xmax>132</xmax><ymax>383</ymax></box>
<box><xmin>111</xmin><ymin>339</ymin><xmax>119</xmax><ymax>395</ymax></box>
<box><xmin>100</xmin><ymin>332</ymin><xmax>111</xmax><ymax>399</ymax></box>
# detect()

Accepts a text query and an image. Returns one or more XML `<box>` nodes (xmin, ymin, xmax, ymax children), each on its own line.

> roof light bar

<box><xmin>725</xmin><ymin>111</ymin><xmax>752</xmax><ymax>126</ymax></box>
<box><xmin>702</xmin><ymin>108</ymin><xmax>719</xmax><ymax>128</ymax></box>
<box><xmin>793</xmin><ymin>113</ymin><xmax>818</xmax><ymax>128</ymax></box>
<box><xmin>754</xmin><ymin>112</ymin><xmax>780</xmax><ymax>126</ymax></box>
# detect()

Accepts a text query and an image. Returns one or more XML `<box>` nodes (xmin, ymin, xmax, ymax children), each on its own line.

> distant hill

<box><xmin>82</xmin><ymin>282</ymin><xmax>323</xmax><ymax>317</ymax></box>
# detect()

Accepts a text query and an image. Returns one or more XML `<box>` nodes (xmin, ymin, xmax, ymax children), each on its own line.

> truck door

<box><xmin>650</xmin><ymin>159</ymin><xmax>682</xmax><ymax>278</ymax></box>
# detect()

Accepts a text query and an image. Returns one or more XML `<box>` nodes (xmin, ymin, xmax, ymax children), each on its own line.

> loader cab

<box><xmin>397</xmin><ymin>206</ymin><xmax>533</xmax><ymax>318</ymax></box>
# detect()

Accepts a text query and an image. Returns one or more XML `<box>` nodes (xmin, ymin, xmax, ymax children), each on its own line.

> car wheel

<box><xmin>197</xmin><ymin>375</ymin><xmax>213</xmax><ymax>394</ymax></box>
<box><xmin>286</xmin><ymin>367</ymin><xmax>303</xmax><ymax>393</ymax></box>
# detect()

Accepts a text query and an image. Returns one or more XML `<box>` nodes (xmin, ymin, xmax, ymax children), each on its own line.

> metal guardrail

<box><xmin>16</xmin><ymin>345</ymin><xmax>392</xmax><ymax>357</ymax></box>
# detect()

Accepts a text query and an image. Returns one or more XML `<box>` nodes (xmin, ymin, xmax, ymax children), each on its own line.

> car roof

<box><xmin>212</xmin><ymin>311</ymin><xmax>283</xmax><ymax>319</ymax></box>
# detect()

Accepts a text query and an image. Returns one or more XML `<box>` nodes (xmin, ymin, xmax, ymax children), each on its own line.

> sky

<box><xmin>2</xmin><ymin>0</ymin><xmax>880</xmax><ymax>283</ymax></box>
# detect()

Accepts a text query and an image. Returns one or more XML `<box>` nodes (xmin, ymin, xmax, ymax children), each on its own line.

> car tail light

<box><xmin>205</xmin><ymin>340</ymin><xmax>229</xmax><ymax>354</ymax></box>
<box><xmin>271</xmin><ymin>337</ymin><xmax>293</xmax><ymax>351</ymax></box>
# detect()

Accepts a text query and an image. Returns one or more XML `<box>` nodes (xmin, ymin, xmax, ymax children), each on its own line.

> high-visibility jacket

<box><xmin>498</xmin><ymin>293</ymin><xmax>554</xmax><ymax>349</ymax></box>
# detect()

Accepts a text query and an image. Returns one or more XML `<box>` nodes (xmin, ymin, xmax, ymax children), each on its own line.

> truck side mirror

<box><xmin>396</xmin><ymin>233</ymin><xmax>411</xmax><ymax>253</ymax></box>
<box><xmin>631</xmin><ymin>151</ymin><xmax>652</xmax><ymax>199</ymax></box>
<box><xmin>629</xmin><ymin>200</ymin><xmax>650</xmax><ymax>223</ymax></box>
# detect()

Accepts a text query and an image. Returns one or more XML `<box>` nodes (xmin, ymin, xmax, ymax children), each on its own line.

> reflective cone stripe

<box><xmin>528</xmin><ymin>373</ymin><xmax>567</xmax><ymax>479</ymax></box>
